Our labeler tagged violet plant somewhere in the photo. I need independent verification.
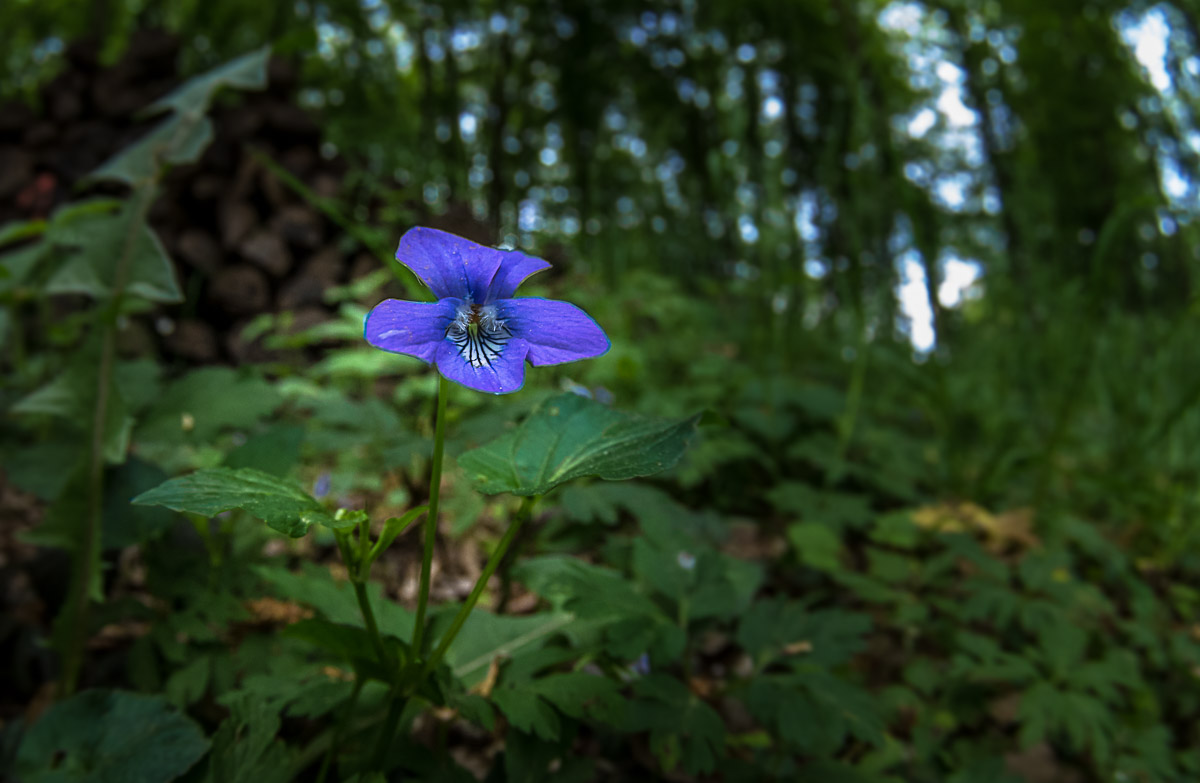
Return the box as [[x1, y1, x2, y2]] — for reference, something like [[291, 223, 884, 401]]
[[132, 228, 699, 776]]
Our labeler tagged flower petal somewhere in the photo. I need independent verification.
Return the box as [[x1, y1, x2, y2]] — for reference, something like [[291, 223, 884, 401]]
[[496, 298, 610, 366], [435, 337, 530, 394], [364, 298, 461, 363], [485, 250, 552, 301], [396, 227, 503, 301]]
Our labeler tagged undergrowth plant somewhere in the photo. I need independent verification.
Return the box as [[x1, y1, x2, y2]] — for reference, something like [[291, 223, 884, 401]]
[[1, 46, 272, 696]]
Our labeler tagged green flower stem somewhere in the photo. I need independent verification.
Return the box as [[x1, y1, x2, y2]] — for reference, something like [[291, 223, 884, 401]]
[[335, 528, 390, 669], [412, 374, 450, 655], [418, 495, 537, 683], [352, 580, 389, 668]]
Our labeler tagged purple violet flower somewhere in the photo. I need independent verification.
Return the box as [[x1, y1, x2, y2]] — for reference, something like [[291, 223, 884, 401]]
[[364, 227, 610, 395]]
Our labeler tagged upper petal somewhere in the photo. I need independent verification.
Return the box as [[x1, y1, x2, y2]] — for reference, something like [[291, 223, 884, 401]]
[[485, 250, 552, 301], [495, 298, 610, 366], [395, 227, 504, 301], [364, 297, 460, 363], [435, 336, 530, 394]]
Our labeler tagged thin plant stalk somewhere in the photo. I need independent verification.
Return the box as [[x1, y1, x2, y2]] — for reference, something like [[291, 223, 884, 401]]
[[419, 496, 536, 682], [412, 375, 450, 655], [370, 497, 536, 767], [367, 375, 450, 770], [828, 319, 870, 487], [59, 183, 157, 697], [334, 527, 390, 670], [352, 581, 388, 669]]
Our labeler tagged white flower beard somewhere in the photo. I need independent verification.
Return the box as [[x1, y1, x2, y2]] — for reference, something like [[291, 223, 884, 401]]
[[447, 304, 512, 368]]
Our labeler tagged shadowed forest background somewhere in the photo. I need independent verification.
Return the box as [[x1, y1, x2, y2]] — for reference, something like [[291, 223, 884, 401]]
[[2, 0, 1200, 781]]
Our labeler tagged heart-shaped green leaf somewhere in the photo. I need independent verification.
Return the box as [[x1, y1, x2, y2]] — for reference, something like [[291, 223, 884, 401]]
[[132, 467, 346, 537], [457, 394, 700, 496]]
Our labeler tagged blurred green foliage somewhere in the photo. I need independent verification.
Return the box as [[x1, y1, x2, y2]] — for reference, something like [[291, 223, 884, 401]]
[[2, 0, 1200, 781]]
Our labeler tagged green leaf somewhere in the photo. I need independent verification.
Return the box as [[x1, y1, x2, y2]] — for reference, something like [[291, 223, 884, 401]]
[[21, 467, 102, 601], [132, 467, 345, 537], [1038, 620, 1088, 681], [458, 394, 700, 496], [223, 425, 305, 477], [87, 48, 269, 185], [504, 730, 593, 783], [282, 618, 405, 682], [102, 458, 175, 548], [0, 218, 47, 246], [528, 672, 622, 721], [136, 367, 283, 466], [737, 598, 872, 668], [148, 46, 270, 115], [742, 670, 885, 756], [492, 688, 561, 741], [215, 655, 360, 724], [627, 674, 726, 775], [44, 200, 182, 303], [787, 521, 844, 572], [11, 348, 133, 464], [164, 655, 211, 707], [0, 440, 80, 500], [253, 563, 413, 640], [0, 241, 48, 295], [439, 610, 574, 687], [89, 115, 214, 185], [769, 482, 873, 530], [15, 689, 209, 783], [205, 693, 296, 783], [516, 556, 681, 661], [558, 482, 683, 526], [283, 619, 379, 660], [308, 347, 419, 380]]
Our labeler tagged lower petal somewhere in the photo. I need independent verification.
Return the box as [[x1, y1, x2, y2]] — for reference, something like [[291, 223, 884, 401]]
[[435, 337, 530, 394], [364, 298, 460, 363], [496, 298, 610, 366]]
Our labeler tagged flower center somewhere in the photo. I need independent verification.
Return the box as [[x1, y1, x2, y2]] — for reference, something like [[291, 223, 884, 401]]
[[446, 303, 511, 368]]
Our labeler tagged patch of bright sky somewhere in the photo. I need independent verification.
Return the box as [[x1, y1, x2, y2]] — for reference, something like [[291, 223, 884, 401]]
[[459, 113, 478, 142], [1120, 8, 1171, 92], [316, 21, 352, 59], [896, 251, 936, 351], [1117, 7, 1198, 209], [384, 21, 415, 71], [878, 2, 987, 350], [939, 257, 982, 307], [878, 1, 983, 216]]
